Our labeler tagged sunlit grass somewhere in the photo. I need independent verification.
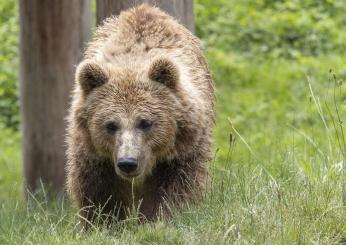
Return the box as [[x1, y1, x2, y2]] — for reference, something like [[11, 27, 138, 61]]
[[1, 0, 346, 242], [0, 57, 345, 243]]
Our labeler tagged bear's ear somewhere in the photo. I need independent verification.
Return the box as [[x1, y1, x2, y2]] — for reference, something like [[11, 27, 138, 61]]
[[148, 58, 179, 89], [76, 60, 109, 94]]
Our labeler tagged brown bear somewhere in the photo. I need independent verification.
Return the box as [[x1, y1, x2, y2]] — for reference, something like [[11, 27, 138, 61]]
[[66, 4, 215, 225]]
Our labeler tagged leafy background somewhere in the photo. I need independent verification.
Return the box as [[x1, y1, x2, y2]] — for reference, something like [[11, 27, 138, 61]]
[[0, 0, 19, 129]]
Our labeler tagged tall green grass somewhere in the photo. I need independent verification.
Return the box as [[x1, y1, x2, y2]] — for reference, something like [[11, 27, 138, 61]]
[[1, 65, 345, 243], [1, 0, 346, 243]]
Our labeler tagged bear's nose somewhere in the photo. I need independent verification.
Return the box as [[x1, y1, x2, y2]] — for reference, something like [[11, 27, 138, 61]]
[[117, 158, 138, 174]]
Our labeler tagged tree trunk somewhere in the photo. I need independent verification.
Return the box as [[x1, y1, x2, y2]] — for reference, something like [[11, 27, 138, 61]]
[[96, 0, 194, 32], [19, 0, 92, 194]]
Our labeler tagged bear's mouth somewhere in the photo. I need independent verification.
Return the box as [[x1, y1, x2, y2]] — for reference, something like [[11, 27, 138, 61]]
[[119, 171, 140, 178], [115, 166, 143, 181]]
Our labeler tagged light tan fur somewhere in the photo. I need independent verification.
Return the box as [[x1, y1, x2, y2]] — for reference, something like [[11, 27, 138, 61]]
[[66, 4, 215, 225]]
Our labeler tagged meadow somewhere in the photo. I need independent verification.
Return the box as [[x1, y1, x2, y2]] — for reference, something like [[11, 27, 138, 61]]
[[0, 0, 346, 244]]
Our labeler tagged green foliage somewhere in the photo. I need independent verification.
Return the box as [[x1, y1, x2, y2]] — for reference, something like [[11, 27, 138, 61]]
[[1, 0, 346, 129], [196, 0, 346, 58], [0, 1, 19, 129], [1, 0, 346, 243]]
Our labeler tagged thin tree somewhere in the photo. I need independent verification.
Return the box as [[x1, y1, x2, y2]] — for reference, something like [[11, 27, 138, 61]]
[[96, 0, 194, 32], [19, 1, 92, 194]]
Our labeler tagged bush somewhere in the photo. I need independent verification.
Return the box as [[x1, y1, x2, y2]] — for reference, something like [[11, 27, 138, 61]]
[[1, 0, 346, 130], [0, 1, 19, 129], [196, 0, 346, 58]]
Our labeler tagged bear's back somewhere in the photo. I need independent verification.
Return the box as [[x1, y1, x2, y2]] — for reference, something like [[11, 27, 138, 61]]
[[85, 4, 198, 62], [84, 4, 214, 117]]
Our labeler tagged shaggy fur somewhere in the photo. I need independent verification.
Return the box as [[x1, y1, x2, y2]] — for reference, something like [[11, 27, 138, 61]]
[[66, 4, 215, 225]]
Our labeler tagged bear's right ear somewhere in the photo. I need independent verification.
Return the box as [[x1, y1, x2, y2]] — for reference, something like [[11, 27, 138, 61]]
[[76, 60, 109, 95]]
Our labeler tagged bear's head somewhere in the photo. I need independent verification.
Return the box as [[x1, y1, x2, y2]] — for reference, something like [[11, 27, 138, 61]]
[[75, 58, 184, 182]]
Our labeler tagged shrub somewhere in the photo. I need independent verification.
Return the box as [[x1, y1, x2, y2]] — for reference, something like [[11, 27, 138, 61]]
[[0, 1, 19, 129]]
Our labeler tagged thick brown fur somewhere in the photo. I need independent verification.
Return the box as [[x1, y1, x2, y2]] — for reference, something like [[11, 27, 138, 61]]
[[66, 4, 215, 225]]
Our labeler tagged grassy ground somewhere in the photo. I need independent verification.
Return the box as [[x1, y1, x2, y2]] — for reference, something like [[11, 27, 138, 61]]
[[1, 1, 346, 244], [1, 58, 345, 244]]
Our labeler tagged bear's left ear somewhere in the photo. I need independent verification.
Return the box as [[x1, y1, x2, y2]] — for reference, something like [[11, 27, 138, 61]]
[[148, 58, 179, 89]]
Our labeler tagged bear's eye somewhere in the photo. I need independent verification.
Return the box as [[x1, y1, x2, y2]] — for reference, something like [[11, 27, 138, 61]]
[[105, 122, 118, 134], [138, 119, 153, 130]]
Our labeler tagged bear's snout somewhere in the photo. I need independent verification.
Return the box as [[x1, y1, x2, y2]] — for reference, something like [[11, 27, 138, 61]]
[[117, 157, 138, 174]]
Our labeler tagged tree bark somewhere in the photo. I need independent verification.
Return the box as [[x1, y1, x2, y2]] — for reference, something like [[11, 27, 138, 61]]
[[19, 0, 92, 194], [96, 0, 194, 32]]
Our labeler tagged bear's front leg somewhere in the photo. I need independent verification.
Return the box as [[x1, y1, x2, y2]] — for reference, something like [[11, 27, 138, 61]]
[[141, 158, 208, 221], [67, 156, 122, 227]]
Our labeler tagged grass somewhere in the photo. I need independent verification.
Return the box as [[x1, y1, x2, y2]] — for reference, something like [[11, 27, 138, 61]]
[[1, 0, 346, 243], [0, 57, 345, 244]]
